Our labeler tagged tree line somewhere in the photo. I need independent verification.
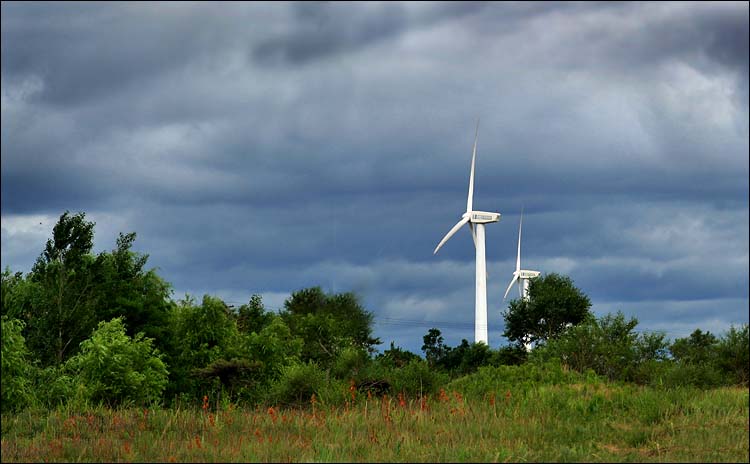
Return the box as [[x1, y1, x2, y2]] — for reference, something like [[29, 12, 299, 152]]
[[2, 211, 748, 414]]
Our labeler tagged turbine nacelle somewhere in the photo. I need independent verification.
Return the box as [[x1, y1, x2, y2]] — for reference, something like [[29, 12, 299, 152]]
[[517, 270, 540, 279], [469, 211, 500, 224]]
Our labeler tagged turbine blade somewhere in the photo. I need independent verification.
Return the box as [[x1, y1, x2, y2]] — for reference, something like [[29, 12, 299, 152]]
[[433, 216, 470, 254], [466, 120, 479, 213], [503, 275, 519, 300], [516, 207, 523, 273], [468, 222, 477, 248]]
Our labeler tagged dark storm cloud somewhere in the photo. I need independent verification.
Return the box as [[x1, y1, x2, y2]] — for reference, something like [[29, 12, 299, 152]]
[[2, 1, 747, 353], [251, 1, 492, 66]]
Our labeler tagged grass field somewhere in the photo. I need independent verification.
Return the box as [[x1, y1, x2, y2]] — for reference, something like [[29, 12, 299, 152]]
[[1, 382, 748, 463]]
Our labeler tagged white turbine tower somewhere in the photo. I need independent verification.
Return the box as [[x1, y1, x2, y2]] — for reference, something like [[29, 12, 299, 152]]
[[503, 209, 540, 351], [503, 209, 540, 301], [433, 122, 500, 345]]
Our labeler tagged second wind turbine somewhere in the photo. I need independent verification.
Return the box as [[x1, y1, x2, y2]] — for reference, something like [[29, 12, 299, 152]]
[[433, 123, 500, 345]]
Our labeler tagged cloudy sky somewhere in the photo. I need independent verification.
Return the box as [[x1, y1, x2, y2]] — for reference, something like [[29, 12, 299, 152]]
[[2, 1, 748, 354]]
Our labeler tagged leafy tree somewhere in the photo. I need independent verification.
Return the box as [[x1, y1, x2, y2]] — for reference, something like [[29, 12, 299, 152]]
[[165, 295, 241, 399], [1, 316, 34, 413], [280, 287, 380, 367], [670, 329, 719, 365], [65, 317, 168, 407], [377, 342, 421, 368], [715, 324, 749, 386], [26, 211, 100, 365], [502, 273, 591, 347], [91, 232, 173, 347], [236, 294, 273, 335], [421, 328, 449, 367], [1, 268, 32, 321], [531, 311, 670, 383]]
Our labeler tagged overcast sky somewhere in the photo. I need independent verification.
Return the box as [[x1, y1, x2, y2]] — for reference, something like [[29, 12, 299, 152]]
[[2, 1, 748, 354]]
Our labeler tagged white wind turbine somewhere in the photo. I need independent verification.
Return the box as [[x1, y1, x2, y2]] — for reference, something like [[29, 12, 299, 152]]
[[503, 209, 540, 351], [433, 122, 500, 345], [503, 208, 540, 301]]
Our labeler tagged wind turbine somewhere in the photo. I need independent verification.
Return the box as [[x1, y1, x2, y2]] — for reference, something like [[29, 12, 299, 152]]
[[433, 122, 500, 345], [503, 208, 540, 301], [503, 209, 540, 351]]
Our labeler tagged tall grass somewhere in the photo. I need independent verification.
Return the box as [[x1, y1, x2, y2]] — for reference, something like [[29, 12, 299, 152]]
[[2, 373, 747, 462]]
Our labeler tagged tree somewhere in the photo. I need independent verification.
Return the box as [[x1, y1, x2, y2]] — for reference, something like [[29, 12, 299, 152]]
[[26, 211, 100, 365], [280, 287, 380, 367], [670, 329, 719, 365], [1, 316, 34, 412], [421, 328, 449, 367], [91, 232, 173, 348], [531, 311, 670, 383], [716, 324, 749, 386], [65, 317, 168, 407], [236, 294, 273, 335], [502, 273, 591, 347]]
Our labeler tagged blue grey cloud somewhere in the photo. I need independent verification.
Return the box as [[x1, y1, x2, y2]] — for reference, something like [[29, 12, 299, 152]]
[[2, 1, 747, 354]]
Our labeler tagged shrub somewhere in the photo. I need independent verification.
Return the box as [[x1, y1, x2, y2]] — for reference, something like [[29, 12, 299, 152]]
[[267, 362, 327, 407], [389, 358, 448, 397], [331, 346, 370, 380], [716, 324, 749, 386], [65, 318, 168, 407], [659, 362, 724, 389], [1, 317, 34, 413]]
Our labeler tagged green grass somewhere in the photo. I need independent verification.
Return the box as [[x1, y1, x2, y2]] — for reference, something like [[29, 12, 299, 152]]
[[1, 383, 748, 462]]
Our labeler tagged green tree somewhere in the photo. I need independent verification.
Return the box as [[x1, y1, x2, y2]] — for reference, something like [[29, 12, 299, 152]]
[[91, 232, 173, 348], [502, 273, 591, 347], [1, 316, 34, 413], [377, 342, 421, 368], [670, 329, 719, 365], [280, 287, 380, 367], [236, 294, 273, 335], [26, 211, 100, 365], [716, 324, 749, 386], [1, 268, 32, 320], [65, 317, 168, 407], [531, 311, 669, 383], [165, 295, 241, 399], [421, 328, 449, 367]]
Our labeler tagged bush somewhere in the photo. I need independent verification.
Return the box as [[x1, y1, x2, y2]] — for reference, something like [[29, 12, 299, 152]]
[[65, 318, 168, 407], [716, 324, 749, 386], [659, 363, 724, 389], [267, 362, 327, 407], [331, 346, 370, 380], [389, 358, 448, 397], [1, 317, 34, 413], [447, 359, 591, 399]]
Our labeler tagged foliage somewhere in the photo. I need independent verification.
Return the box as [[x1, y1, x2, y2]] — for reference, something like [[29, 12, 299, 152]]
[[90, 232, 174, 349], [164, 295, 241, 401], [235, 294, 273, 335], [670, 329, 719, 365], [388, 358, 448, 397], [267, 362, 328, 407], [421, 328, 449, 367], [25, 211, 100, 366], [65, 318, 168, 407], [502, 273, 592, 346], [1, 317, 34, 413], [280, 287, 381, 367], [375, 342, 421, 369], [532, 311, 670, 383], [330, 345, 371, 380], [715, 324, 749, 386]]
